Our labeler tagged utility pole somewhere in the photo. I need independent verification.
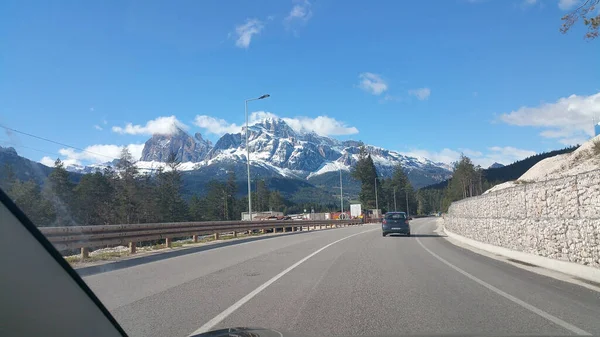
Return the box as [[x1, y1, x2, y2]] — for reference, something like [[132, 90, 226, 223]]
[[375, 177, 379, 212], [245, 94, 270, 221], [405, 189, 410, 217], [339, 169, 343, 213]]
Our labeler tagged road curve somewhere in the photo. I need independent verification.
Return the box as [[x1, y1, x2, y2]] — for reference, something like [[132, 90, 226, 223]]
[[82, 218, 600, 337]]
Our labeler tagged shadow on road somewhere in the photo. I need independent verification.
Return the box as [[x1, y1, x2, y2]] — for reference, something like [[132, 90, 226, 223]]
[[387, 233, 446, 238], [76, 229, 334, 277]]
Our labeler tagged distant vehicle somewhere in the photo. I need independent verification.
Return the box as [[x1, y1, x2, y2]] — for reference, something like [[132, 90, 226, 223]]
[[381, 212, 411, 237]]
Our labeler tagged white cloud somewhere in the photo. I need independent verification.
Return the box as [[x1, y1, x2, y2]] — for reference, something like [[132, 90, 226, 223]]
[[408, 88, 431, 101], [558, 0, 579, 10], [281, 115, 358, 136], [193, 115, 242, 135], [234, 19, 264, 48], [93, 125, 103, 131], [47, 143, 145, 166], [460, 149, 483, 157], [522, 0, 538, 6], [249, 111, 279, 123], [112, 116, 186, 135], [40, 156, 80, 167], [401, 146, 536, 168], [284, 0, 313, 28], [487, 146, 536, 161], [358, 72, 388, 96], [499, 92, 600, 145], [194, 112, 359, 137], [402, 148, 462, 165]]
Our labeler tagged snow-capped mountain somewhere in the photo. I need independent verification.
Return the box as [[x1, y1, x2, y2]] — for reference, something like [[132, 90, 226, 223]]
[[141, 128, 212, 162], [62, 117, 453, 188]]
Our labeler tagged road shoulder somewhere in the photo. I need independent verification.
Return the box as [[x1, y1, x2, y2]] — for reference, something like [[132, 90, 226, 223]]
[[436, 218, 600, 293]]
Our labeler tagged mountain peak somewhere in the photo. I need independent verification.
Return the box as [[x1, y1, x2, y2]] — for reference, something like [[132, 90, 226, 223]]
[[251, 117, 297, 138], [140, 128, 212, 162], [488, 162, 505, 169]]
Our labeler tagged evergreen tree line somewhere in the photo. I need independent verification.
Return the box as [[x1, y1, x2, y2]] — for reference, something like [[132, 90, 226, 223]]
[[419, 154, 495, 213], [350, 148, 495, 215], [350, 147, 418, 215], [1, 149, 344, 227]]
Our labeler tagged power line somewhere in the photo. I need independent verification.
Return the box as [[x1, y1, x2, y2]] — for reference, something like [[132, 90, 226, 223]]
[[0, 124, 171, 172], [0, 124, 117, 161], [0, 140, 62, 158]]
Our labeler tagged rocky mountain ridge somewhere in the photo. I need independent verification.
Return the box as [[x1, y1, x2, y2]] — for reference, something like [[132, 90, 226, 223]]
[[135, 117, 453, 188]]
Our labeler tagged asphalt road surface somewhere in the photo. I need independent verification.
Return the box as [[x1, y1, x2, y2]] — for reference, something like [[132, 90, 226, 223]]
[[82, 218, 600, 337]]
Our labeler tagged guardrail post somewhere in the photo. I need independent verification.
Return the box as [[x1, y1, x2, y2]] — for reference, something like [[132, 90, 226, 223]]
[[193, 235, 198, 243], [129, 242, 136, 254], [165, 237, 172, 248], [214, 233, 220, 240], [81, 247, 89, 260]]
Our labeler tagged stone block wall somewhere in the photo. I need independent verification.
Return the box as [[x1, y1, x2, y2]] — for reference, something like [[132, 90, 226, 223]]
[[445, 169, 600, 268]]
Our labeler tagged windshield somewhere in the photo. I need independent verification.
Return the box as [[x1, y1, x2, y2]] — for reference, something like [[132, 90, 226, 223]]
[[385, 213, 406, 220], [2, 1, 600, 337]]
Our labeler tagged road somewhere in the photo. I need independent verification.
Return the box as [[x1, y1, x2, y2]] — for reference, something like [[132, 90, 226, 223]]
[[82, 218, 600, 337]]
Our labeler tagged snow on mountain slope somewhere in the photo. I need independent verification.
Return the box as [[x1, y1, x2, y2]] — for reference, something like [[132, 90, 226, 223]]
[[63, 117, 452, 187]]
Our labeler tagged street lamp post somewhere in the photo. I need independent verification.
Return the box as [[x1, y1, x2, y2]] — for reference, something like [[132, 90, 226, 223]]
[[245, 94, 270, 221]]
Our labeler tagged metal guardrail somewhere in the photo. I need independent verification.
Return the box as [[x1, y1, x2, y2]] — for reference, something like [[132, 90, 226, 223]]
[[39, 219, 363, 258]]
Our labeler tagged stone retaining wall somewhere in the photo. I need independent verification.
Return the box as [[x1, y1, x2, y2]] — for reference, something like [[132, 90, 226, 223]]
[[445, 169, 600, 268]]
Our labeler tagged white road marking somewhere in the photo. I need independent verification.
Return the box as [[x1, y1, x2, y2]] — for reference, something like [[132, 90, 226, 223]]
[[189, 227, 378, 336], [415, 236, 591, 336]]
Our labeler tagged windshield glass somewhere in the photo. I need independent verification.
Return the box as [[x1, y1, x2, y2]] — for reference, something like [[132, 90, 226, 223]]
[[2, 1, 600, 337], [385, 213, 406, 220]]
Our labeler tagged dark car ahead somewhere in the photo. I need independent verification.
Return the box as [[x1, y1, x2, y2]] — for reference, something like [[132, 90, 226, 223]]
[[382, 212, 411, 237]]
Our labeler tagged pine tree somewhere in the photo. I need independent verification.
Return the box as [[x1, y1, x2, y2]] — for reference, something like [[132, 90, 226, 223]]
[[255, 180, 270, 212], [74, 172, 115, 226], [188, 195, 206, 221], [10, 179, 55, 226], [269, 190, 285, 212], [43, 159, 76, 226], [389, 164, 416, 215], [155, 153, 188, 222], [225, 171, 238, 220], [204, 180, 228, 220], [0, 163, 16, 191], [351, 147, 379, 209], [114, 148, 140, 223]]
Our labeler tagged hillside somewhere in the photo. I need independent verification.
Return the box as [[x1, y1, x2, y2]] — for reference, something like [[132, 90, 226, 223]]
[[485, 136, 599, 194], [0, 146, 81, 189], [421, 145, 579, 191]]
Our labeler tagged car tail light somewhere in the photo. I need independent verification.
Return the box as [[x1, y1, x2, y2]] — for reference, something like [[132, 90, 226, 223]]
[[382, 219, 387, 224], [405, 220, 409, 225]]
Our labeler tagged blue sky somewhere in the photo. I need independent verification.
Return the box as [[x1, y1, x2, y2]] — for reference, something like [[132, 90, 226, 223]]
[[1, 0, 599, 168]]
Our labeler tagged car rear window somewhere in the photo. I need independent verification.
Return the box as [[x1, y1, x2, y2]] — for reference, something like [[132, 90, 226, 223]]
[[385, 213, 406, 220]]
